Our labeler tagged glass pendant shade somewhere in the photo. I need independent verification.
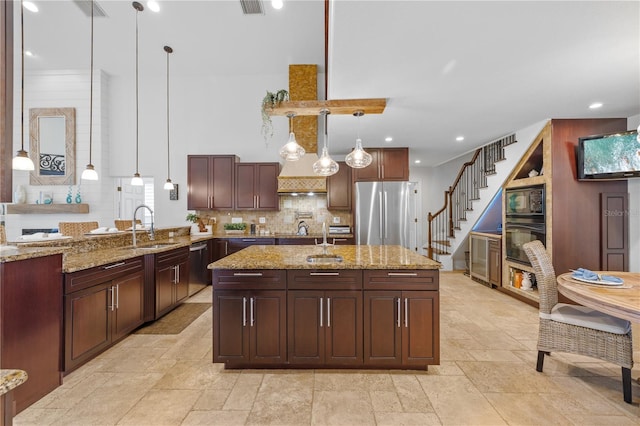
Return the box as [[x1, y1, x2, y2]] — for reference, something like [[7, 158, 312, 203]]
[[345, 138, 373, 168], [81, 164, 99, 180], [12, 150, 34, 171], [313, 146, 339, 176], [279, 132, 305, 161], [131, 173, 144, 186], [163, 179, 174, 190]]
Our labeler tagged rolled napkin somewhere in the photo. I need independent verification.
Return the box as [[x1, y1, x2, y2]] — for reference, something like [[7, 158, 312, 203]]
[[572, 268, 623, 283], [15, 232, 64, 240], [90, 227, 109, 233]]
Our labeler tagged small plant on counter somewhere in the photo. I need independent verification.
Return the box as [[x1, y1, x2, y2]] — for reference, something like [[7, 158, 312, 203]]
[[223, 223, 247, 234], [186, 213, 207, 232], [261, 89, 289, 144]]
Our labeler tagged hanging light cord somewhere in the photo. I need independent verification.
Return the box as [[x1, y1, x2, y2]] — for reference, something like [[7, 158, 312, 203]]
[[134, 3, 140, 175], [20, 0, 25, 152], [165, 46, 172, 180], [88, 0, 94, 164]]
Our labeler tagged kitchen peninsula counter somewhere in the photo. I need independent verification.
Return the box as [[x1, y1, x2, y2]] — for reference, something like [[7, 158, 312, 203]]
[[210, 245, 440, 370]]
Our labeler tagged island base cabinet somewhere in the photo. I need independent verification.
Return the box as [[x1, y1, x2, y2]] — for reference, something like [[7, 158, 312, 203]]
[[214, 290, 286, 365], [364, 291, 401, 365], [287, 290, 363, 366], [402, 291, 439, 366]]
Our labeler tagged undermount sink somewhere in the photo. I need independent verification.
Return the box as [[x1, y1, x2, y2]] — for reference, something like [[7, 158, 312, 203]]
[[306, 254, 343, 264], [136, 243, 178, 250]]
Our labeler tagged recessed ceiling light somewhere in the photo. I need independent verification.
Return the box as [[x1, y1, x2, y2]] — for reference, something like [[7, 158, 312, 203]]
[[272, 0, 284, 9], [23, 2, 38, 12], [414, 160, 421, 164], [384, 137, 393, 143], [456, 136, 464, 142], [25, 50, 34, 57], [589, 102, 603, 109], [147, 1, 160, 12]]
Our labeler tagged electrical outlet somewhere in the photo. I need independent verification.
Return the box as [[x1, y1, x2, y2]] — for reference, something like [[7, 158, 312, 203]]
[[333, 217, 340, 224], [259, 217, 266, 224]]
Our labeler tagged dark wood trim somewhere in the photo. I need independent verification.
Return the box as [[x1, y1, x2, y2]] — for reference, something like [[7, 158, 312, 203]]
[[1, 0, 14, 202], [600, 192, 629, 271]]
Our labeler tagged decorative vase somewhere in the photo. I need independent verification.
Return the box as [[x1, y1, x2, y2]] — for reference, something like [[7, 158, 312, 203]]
[[75, 186, 82, 204], [66, 186, 73, 204], [14, 185, 26, 204], [521, 272, 533, 290]]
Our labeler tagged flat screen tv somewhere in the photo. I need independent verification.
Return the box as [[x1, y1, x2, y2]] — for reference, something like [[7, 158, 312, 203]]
[[577, 130, 640, 180]]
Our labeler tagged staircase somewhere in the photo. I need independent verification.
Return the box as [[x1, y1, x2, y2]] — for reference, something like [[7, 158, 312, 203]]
[[427, 134, 517, 270]]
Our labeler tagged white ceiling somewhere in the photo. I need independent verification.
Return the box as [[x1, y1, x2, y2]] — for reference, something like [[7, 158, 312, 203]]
[[17, 0, 640, 167]]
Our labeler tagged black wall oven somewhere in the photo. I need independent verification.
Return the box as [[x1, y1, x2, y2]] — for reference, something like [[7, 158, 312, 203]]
[[504, 185, 546, 264]]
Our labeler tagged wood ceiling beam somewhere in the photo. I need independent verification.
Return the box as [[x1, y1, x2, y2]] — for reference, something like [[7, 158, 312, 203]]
[[267, 98, 387, 116]]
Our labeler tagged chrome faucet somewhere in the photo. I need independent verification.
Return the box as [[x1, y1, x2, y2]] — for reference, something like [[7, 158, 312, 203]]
[[132, 204, 155, 247], [316, 222, 333, 255]]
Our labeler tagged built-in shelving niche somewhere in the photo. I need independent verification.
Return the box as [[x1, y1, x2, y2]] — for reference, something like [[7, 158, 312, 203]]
[[7, 204, 89, 214]]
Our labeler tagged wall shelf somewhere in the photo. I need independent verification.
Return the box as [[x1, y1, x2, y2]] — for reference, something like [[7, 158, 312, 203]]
[[267, 98, 386, 116], [7, 203, 89, 214]]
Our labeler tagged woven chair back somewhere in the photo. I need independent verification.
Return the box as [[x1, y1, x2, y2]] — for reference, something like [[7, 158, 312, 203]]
[[114, 219, 141, 231], [522, 240, 558, 314], [58, 221, 100, 237], [0, 224, 5, 245]]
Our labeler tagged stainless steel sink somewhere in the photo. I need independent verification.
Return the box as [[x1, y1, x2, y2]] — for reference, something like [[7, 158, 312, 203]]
[[136, 243, 178, 250], [306, 254, 343, 263]]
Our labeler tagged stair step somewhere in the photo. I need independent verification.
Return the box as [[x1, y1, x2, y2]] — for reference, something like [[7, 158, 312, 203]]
[[431, 248, 450, 255], [433, 239, 451, 247]]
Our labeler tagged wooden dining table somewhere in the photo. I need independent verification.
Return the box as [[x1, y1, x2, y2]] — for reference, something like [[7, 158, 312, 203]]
[[556, 271, 640, 323]]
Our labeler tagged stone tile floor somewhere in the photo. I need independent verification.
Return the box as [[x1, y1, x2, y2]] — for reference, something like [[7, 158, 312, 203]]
[[15, 272, 640, 425]]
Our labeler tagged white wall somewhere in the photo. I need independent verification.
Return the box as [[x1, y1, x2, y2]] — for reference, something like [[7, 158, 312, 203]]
[[627, 114, 640, 272]]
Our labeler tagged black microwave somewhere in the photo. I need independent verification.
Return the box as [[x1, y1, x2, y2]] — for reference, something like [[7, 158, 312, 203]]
[[505, 185, 544, 216]]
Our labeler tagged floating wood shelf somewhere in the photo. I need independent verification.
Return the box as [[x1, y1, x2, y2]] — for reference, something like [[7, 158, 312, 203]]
[[7, 203, 90, 214], [267, 98, 386, 116]]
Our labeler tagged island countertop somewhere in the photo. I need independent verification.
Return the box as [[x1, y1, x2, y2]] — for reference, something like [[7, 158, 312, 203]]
[[208, 244, 441, 270]]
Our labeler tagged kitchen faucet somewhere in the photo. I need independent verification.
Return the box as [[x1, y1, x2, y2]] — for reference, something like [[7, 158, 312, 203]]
[[316, 222, 333, 255], [132, 204, 155, 247]]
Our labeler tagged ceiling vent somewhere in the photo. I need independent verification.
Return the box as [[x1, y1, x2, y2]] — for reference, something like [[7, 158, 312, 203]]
[[73, 0, 107, 18], [240, 0, 264, 15]]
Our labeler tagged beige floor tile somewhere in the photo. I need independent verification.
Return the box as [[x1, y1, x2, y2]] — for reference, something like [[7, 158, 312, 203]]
[[181, 410, 250, 425], [222, 373, 264, 410], [469, 349, 523, 362], [117, 389, 201, 425], [483, 392, 572, 425], [311, 390, 375, 425], [192, 388, 232, 411], [375, 411, 442, 425], [313, 371, 394, 391], [153, 359, 224, 390], [391, 374, 434, 413], [369, 390, 403, 412], [426, 361, 465, 376], [457, 360, 565, 393], [12, 408, 70, 426]]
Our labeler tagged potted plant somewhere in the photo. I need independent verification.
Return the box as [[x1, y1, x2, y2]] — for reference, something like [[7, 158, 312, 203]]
[[186, 213, 207, 233], [261, 89, 289, 143], [223, 222, 247, 234]]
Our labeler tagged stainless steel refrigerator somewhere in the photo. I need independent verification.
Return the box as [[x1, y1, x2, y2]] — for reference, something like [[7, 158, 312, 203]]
[[355, 181, 415, 248]]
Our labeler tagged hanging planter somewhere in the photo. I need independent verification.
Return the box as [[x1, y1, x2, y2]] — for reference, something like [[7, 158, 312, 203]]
[[261, 89, 289, 144]]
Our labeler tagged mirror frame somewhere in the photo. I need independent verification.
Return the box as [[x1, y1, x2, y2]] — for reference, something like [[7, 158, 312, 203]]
[[29, 107, 76, 185]]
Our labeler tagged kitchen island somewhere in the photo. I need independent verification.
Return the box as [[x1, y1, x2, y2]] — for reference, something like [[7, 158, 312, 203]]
[[209, 245, 441, 370]]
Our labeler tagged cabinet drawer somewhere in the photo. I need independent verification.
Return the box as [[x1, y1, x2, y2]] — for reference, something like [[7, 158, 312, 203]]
[[65, 257, 144, 294], [213, 269, 286, 290], [155, 246, 190, 268], [287, 270, 362, 290], [363, 270, 438, 291]]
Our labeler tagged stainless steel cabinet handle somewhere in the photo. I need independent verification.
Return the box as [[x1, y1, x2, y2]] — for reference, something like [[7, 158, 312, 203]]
[[109, 286, 115, 311], [177, 265, 180, 283], [378, 191, 383, 239], [383, 191, 388, 240], [242, 297, 247, 327], [250, 297, 255, 326], [327, 297, 331, 327], [387, 272, 418, 277], [242, 239, 257, 242], [115, 285, 119, 309], [397, 297, 401, 327], [333, 238, 347, 243], [224, 241, 228, 256], [233, 272, 263, 276], [320, 297, 323, 327], [404, 298, 408, 328], [103, 261, 125, 270], [309, 272, 339, 276], [256, 195, 260, 208]]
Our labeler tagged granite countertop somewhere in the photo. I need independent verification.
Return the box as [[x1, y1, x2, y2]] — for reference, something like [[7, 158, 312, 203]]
[[0, 245, 69, 263], [208, 245, 441, 270], [0, 369, 28, 396]]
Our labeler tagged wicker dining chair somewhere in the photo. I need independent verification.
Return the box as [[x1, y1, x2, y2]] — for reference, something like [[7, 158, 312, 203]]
[[522, 240, 634, 403], [0, 224, 6, 245], [114, 219, 141, 231], [58, 221, 100, 237]]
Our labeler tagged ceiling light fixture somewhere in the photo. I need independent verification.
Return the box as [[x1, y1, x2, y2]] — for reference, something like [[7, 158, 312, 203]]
[[146, 1, 159, 12], [279, 112, 305, 161], [271, 0, 284, 10], [23, 1, 38, 12], [313, 109, 339, 176], [589, 102, 603, 109], [81, 0, 98, 181], [131, 1, 144, 186], [456, 136, 464, 142], [12, 0, 35, 171], [385, 136, 393, 143], [163, 45, 174, 190], [345, 110, 372, 169]]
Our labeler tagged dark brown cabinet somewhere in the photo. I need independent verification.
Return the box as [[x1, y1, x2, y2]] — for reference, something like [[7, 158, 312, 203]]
[[1, 254, 63, 414], [353, 148, 409, 182], [488, 238, 501, 286], [153, 247, 189, 319], [187, 155, 237, 210], [363, 270, 439, 367], [64, 257, 145, 373], [213, 270, 287, 365], [213, 237, 276, 260], [287, 270, 363, 366], [235, 163, 280, 210], [327, 161, 352, 210]]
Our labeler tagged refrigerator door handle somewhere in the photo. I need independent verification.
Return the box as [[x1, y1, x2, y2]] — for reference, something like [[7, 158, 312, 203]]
[[383, 191, 388, 240], [378, 191, 384, 240]]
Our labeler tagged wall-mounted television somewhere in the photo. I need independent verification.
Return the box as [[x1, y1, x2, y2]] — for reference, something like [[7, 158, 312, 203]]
[[577, 130, 640, 180]]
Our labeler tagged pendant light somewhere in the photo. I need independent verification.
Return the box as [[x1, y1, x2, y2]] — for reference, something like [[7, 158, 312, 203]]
[[163, 45, 174, 190], [345, 110, 373, 169], [81, 0, 98, 180], [12, 0, 35, 171], [279, 112, 305, 161], [313, 109, 339, 176], [130, 1, 144, 186]]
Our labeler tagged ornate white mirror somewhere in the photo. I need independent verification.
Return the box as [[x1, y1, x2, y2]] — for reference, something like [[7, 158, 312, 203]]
[[29, 107, 76, 185]]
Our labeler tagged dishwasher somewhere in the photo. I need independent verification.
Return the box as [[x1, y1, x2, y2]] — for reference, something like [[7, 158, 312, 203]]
[[189, 242, 209, 296]]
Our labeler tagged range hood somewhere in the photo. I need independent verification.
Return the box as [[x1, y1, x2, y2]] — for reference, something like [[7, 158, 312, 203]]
[[277, 153, 326, 194]]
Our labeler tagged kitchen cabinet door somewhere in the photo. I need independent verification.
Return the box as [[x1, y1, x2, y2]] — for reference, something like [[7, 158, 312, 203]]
[[154, 247, 190, 319], [401, 291, 439, 366], [488, 238, 501, 286], [187, 155, 236, 210], [235, 163, 279, 210], [327, 161, 352, 210], [353, 148, 409, 182], [324, 290, 362, 365], [288, 290, 324, 365], [364, 291, 402, 366], [214, 291, 250, 362], [111, 270, 145, 341], [352, 149, 381, 181]]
